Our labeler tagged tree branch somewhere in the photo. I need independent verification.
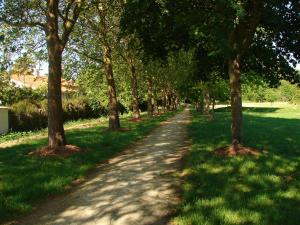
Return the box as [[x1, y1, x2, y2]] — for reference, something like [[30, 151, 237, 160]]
[[61, 0, 85, 48], [68, 47, 103, 63]]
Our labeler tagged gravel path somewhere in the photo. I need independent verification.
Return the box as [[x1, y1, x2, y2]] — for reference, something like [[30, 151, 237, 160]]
[[19, 109, 191, 225]]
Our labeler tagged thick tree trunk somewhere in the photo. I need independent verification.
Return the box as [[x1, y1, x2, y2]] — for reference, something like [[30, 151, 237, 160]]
[[130, 62, 140, 119], [103, 45, 120, 130], [147, 77, 153, 116], [47, 44, 66, 148], [229, 55, 243, 145], [46, 0, 66, 148]]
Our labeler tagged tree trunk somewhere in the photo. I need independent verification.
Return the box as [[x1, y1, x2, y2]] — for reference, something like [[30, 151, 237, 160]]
[[152, 92, 158, 115], [204, 92, 210, 115], [103, 45, 120, 130], [46, 0, 66, 148], [147, 77, 153, 116], [130, 61, 140, 119], [229, 55, 243, 146], [162, 90, 166, 112], [166, 93, 171, 111], [175, 96, 179, 110]]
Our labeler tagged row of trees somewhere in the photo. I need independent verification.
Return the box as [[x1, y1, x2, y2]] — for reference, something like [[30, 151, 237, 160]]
[[1, 0, 299, 151], [0, 0, 190, 149], [121, 0, 300, 149]]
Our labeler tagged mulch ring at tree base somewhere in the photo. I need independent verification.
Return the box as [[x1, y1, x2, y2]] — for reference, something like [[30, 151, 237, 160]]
[[214, 145, 262, 156], [28, 145, 83, 157]]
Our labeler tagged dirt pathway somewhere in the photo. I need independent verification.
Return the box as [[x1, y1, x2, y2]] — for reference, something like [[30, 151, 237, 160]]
[[19, 109, 191, 225]]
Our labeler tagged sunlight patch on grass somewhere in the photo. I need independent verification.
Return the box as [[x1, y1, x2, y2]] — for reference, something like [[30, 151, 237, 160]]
[[174, 105, 300, 225], [214, 208, 261, 224], [196, 197, 225, 208], [276, 188, 300, 200], [250, 194, 275, 207]]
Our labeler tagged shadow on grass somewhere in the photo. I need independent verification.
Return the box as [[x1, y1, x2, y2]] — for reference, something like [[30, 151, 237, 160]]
[[215, 106, 281, 113], [174, 110, 300, 225], [0, 112, 176, 223]]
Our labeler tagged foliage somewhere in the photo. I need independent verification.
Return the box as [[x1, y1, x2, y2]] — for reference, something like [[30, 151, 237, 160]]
[[8, 97, 108, 132], [173, 106, 300, 225], [62, 97, 107, 122], [242, 73, 300, 104], [9, 100, 48, 131], [11, 54, 34, 76], [278, 80, 300, 103], [122, 0, 299, 78], [0, 83, 47, 106], [75, 64, 109, 109]]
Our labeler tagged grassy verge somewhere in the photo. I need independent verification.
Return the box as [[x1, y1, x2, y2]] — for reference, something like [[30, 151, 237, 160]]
[[173, 104, 300, 225], [0, 118, 102, 144], [0, 111, 178, 223]]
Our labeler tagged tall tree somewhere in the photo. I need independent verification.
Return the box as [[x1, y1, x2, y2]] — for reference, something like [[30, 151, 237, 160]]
[[116, 37, 142, 119], [69, 0, 122, 130], [0, 0, 85, 148]]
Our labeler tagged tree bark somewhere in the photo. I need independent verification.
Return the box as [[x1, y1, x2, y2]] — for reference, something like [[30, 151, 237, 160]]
[[165, 92, 171, 111], [152, 92, 158, 115], [147, 77, 153, 116], [204, 92, 210, 115], [229, 55, 243, 145], [46, 0, 66, 148], [103, 45, 120, 130], [162, 90, 166, 112], [98, 4, 120, 130], [129, 60, 140, 119]]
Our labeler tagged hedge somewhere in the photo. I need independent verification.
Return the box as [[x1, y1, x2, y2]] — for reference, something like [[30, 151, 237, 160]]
[[8, 97, 108, 132]]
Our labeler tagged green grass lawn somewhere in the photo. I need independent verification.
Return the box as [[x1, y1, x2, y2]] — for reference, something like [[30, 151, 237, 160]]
[[173, 104, 300, 225], [0, 111, 177, 223]]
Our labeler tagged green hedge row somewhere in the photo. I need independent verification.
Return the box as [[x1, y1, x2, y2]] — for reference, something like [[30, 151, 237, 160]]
[[243, 80, 300, 103], [9, 97, 108, 131]]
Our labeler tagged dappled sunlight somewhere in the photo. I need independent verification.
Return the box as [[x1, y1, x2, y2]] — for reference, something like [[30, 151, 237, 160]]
[[174, 108, 300, 225], [0, 112, 180, 222], [16, 110, 191, 225]]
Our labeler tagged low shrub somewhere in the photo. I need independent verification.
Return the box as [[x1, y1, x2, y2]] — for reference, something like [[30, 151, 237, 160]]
[[62, 97, 107, 121], [243, 78, 300, 104], [9, 100, 47, 131], [9, 97, 108, 132]]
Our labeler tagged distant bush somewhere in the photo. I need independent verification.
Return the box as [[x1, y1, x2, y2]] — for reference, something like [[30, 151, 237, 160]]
[[9, 100, 47, 131], [243, 76, 300, 104], [264, 88, 280, 103], [62, 97, 107, 121], [0, 84, 47, 106], [278, 80, 300, 103], [9, 97, 108, 132]]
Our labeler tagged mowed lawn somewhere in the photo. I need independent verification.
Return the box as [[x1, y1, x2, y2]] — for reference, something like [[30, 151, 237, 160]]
[[173, 103, 300, 225], [0, 111, 177, 223]]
